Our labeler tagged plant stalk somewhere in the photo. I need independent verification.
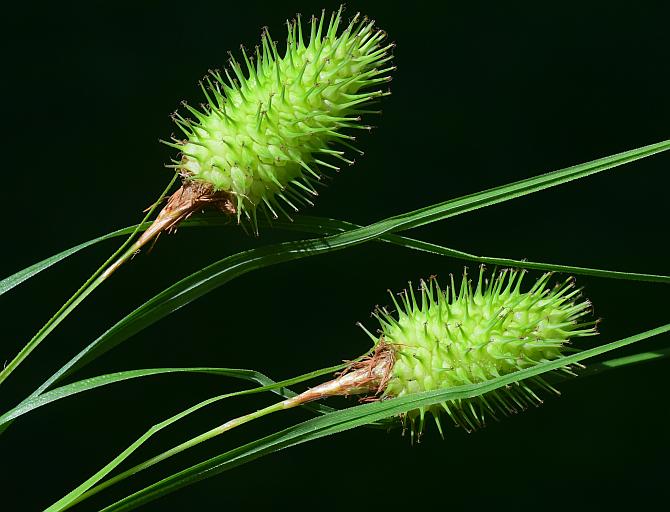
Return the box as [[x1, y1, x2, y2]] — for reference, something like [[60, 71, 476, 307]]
[[0, 175, 181, 387], [57, 345, 394, 510], [100, 181, 234, 280], [0, 178, 235, 388]]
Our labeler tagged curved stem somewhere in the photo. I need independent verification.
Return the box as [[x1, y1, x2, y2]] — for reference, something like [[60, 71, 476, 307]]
[[100, 181, 233, 281], [0, 174, 179, 387], [51, 346, 393, 511], [63, 401, 287, 510]]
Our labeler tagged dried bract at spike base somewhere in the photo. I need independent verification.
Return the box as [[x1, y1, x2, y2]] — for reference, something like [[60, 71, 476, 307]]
[[357, 267, 599, 442]]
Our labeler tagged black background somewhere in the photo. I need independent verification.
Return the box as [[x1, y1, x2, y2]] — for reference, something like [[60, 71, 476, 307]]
[[2, 1, 669, 510]]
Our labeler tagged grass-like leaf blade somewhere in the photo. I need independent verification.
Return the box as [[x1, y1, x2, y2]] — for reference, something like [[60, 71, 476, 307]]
[[0, 364, 345, 427], [0, 174, 180, 387], [44, 364, 346, 512], [3, 138, 668, 298], [0, 226, 145, 297]]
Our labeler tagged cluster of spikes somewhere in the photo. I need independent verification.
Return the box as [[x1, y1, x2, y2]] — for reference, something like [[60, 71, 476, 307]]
[[162, 6, 394, 234], [358, 267, 599, 443]]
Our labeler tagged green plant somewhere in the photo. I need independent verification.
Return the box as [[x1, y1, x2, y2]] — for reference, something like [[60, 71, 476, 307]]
[[0, 6, 394, 384], [2, 4, 669, 511]]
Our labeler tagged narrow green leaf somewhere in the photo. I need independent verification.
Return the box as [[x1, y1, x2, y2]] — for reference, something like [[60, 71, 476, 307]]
[[0, 214, 233, 299], [333, 221, 670, 283], [0, 365, 345, 427], [3, 139, 667, 300], [582, 347, 670, 372], [0, 226, 140, 297], [43, 364, 346, 512], [0, 173, 180, 387], [97, 323, 670, 512]]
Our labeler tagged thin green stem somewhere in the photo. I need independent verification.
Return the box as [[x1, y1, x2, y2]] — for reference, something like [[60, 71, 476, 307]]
[[64, 402, 286, 510], [0, 173, 179, 387], [48, 349, 386, 511], [94, 325, 670, 512], [42, 360, 352, 512], [52, 401, 290, 511]]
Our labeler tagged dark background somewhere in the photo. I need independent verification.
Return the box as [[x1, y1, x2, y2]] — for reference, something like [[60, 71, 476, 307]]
[[2, 0, 669, 510]]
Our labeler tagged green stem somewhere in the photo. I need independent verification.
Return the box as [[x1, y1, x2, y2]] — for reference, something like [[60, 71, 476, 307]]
[[0, 173, 179, 387], [60, 401, 287, 511], [50, 349, 390, 511], [42, 362, 349, 512]]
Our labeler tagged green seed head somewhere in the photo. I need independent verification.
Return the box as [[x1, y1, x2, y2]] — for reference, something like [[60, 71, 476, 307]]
[[363, 268, 598, 438], [167, 8, 393, 231]]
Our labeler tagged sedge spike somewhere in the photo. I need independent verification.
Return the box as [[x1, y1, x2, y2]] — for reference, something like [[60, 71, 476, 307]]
[[164, 7, 391, 232], [102, 7, 393, 278], [205, 268, 599, 441], [355, 267, 599, 440]]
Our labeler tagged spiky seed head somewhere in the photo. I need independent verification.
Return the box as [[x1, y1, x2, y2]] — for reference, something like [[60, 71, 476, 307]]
[[361, 267, 598, 440], [166, 7, 394, 232]]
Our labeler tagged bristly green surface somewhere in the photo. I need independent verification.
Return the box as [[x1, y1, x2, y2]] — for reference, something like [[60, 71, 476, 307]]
[[368, 269, 597, 438], [0, 365, 343, 427], [0, 4, 394, 388], [167, 8, 393, 230]]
